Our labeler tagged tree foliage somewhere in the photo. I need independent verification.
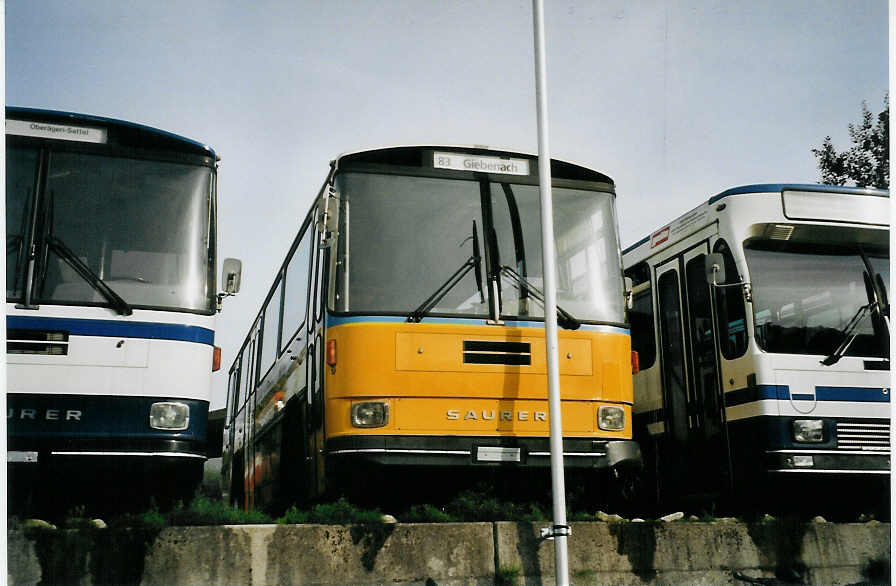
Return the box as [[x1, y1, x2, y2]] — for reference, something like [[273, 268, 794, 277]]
[[812, 95, 889, 189]]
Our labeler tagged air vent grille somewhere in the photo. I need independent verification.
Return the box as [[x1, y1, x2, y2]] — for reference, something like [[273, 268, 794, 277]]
[[7, 329, 69, 355], [767, 224, 795, 240], [836, 421, 890, 451], [463, 340, 531, 365]]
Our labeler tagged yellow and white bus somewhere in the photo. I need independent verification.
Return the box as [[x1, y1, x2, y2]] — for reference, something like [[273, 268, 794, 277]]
[[222, 146, 640, 511]]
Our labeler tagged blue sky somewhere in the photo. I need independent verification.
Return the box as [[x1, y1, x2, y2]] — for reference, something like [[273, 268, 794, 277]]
[[6, 1, 888, 408]]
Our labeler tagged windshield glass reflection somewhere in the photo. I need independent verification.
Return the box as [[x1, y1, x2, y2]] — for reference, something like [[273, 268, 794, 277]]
[[333, 172, 624, 324], [746, 245, 889, 358], [35, 152, 213, 312]]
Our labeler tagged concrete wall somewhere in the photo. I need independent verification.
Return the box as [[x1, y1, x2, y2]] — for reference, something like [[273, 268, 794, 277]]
[[8, 521, 890, 585]]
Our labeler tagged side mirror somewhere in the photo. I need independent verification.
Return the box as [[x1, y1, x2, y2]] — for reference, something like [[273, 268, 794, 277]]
[[222, 258, 243, 295], [623, 276, 634, 310], [705, 253, 726, 286]]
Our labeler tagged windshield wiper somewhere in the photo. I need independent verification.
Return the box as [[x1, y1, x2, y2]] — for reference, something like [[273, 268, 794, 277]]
[[820, 301, 874, 366], [407, 221, 483, 323], [45, 235, 133, 316], [499, 265, 580, 330]]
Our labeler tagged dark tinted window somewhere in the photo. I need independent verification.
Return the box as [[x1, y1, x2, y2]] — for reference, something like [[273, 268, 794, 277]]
[[657, 269, 688, 443], [6, 146, 39, 299], [713, 240, 748, 359], [625, 262, 656, 369]]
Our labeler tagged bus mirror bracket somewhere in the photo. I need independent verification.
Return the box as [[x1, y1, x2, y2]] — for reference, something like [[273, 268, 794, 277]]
[[705, 253, 726, 285], [217, 258, 243, 311], [624, 276, 634, 310], [317, 184, 339, 248], [705, 253, 752, 302]]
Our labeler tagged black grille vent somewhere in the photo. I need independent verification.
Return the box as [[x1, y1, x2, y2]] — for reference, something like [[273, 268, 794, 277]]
[[7, 329, 69, 355], [463, 340, 531, 365], [836, 421, 890, 451]]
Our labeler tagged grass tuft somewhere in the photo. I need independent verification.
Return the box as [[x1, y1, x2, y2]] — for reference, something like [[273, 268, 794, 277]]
[[494, 565, 521, 586], [277, 498, 383, 525]]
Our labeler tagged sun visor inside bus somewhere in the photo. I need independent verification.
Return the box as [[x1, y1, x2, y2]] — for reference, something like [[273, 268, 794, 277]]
[[743, 222, 890, 250]]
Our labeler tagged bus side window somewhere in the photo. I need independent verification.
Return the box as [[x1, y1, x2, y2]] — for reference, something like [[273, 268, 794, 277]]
[[281, 226, 312, 350], [226, 362, 240, 424], [713, 240, 748, 359], [625, 262, 657, 369], [259, 277, 284, 378]]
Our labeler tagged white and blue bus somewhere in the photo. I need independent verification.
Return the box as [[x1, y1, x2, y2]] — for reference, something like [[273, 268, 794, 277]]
[[6, 107, 240, 509], [622, 184, 889, 511]]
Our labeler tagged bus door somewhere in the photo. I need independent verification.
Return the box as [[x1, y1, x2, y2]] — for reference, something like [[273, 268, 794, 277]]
[[222, 363, 239, 501], [230, 346, 249, 508], [655, 243, 728, 499], [655, 258, 691, 497], [244, 333, 258, 510], [681, 245, 728, 496], [306, 224, 327, 497]]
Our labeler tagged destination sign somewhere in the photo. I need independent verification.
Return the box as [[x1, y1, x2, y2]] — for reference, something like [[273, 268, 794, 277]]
[[433, 151, 530, 176], [6, 119, 108, 144]]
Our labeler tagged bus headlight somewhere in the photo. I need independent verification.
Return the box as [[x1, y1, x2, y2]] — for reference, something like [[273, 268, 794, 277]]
[[792, 419, 824, 443], [598, 406, 625, 431], [149, 402, 190, 430], [351, 402, 389, 428]]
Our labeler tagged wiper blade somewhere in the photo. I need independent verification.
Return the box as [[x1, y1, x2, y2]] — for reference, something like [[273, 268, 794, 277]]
[[45, 235, 133, 316], [820, 302, 871, 366], [407, 222, 483, 323], [499, 265, 580, 330]]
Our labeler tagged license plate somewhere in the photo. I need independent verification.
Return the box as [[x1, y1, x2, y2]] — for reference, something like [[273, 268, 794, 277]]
[[8, 451, 39, 463], [476, 447, 521, 463]]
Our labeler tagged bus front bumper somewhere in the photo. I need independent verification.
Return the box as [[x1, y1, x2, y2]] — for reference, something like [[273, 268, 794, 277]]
[[766, 450, 890, 474], [326, 435, 641, 469]]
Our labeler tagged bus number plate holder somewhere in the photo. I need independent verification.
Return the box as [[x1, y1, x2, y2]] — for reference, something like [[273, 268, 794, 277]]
[[475, 446, 521, 463]]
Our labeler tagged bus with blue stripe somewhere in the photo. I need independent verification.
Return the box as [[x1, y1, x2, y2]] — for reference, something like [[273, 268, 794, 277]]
[[6, 107, 240, 509], [622, 183, 889, 510], [222, 146, 641, 511]]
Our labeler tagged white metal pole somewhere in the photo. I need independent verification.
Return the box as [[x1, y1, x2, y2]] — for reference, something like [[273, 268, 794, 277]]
[[531, 1, 570, 584]]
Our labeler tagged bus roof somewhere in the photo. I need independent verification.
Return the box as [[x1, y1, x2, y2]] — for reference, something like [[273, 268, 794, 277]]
[[708, 183, 888, 203], [622, 183, 890, 255], [332, 144, 614, 185], [6, 106, 217, 159]]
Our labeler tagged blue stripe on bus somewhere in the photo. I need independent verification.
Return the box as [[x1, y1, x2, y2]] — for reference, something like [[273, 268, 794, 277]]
[[724, 384, 889, 407], [326, 314, 629, 334], [622, 235, 650, 255], [724, 385, 788, 407], [7, 315, 214, 345], [815, 386, 891, 403]]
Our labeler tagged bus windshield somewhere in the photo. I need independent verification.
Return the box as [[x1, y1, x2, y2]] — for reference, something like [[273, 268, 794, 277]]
[[745, 243, 889, 358], [332, 171, 625, 324], [6, 146, 214, 313]]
